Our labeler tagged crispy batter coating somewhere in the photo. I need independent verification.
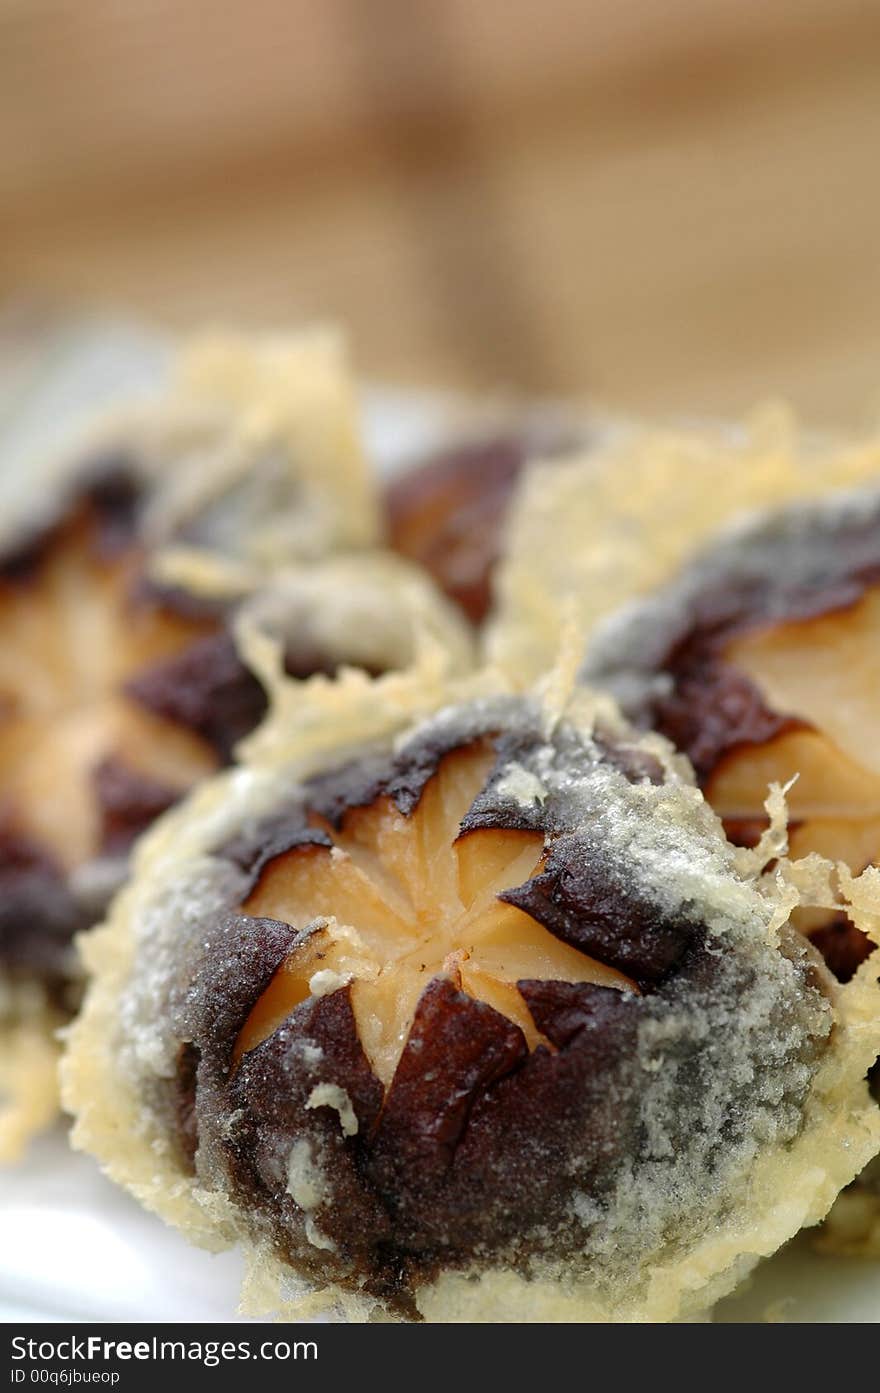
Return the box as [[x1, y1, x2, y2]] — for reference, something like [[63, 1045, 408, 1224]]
[[2, 330, 475, 1161], [62, 667, 880, 1322], [487, 411, 880, 682], [581, 478, 880, 1252]]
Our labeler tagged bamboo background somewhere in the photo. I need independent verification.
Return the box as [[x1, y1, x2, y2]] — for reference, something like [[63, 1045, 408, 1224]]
[[3, 1, 880, 425]]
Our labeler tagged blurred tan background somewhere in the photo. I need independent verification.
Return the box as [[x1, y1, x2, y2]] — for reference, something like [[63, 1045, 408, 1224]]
[[3, 0, 880, 425]]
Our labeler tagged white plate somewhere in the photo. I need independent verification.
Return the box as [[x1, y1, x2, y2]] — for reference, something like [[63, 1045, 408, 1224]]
[[0, 320, 877, 1323], [0, 1130, 244, 1323]]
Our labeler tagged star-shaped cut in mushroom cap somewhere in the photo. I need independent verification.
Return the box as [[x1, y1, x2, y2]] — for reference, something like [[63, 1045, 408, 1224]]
[[0, 498, 222, 872], [236, 739, 637, 1088]]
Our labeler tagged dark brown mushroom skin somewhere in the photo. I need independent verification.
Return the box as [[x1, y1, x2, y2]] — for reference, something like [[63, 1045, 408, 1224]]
[[0, 457, 341, 996], [385, 427, 583, 625], [584, 497, 880, 985], [0, 442, 406, 999], [125, 633, 268, 765], [809, 915, 876, 985], [0, 830, 87, 1002], [500, 847, 698, 987], [163, 711, 832, 1315], [174, 910, 647, 1313], [648, 654, 800, 787], [0, 456, 143, 583], [586, 498, 880, 784], [385, 437, 528, 624], [93, 757, 182, 858], [0, 467, 247, 984]]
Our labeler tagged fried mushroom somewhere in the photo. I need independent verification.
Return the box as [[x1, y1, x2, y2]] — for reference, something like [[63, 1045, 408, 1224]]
[[584, 485, 880, 1249], [0, 330, 473, 1160], [62, 682, 880, 1321]]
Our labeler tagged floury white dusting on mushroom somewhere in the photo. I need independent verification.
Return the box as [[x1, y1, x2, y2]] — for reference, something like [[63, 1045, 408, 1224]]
[[61, 665, 880, 1322]]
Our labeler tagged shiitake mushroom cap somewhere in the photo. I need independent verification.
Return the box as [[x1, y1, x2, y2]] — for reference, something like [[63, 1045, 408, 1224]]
[[63, 685, 880, 1321]]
